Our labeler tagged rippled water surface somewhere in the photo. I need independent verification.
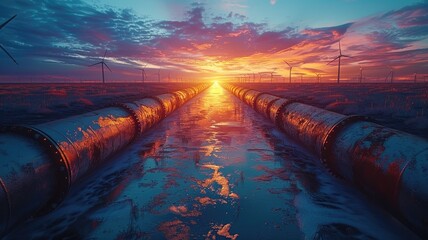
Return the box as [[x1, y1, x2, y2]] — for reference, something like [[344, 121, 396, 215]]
[[5, 83, 419, 239]]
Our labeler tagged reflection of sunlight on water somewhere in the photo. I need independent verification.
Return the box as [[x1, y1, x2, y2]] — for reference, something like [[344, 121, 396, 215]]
[[208, 80, 224, 96], [197, 164, 238, 199], [194, 80, 248, 162]]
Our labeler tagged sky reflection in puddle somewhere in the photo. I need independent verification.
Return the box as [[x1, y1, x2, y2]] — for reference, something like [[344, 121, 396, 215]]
[[5, 84, 420, 239]]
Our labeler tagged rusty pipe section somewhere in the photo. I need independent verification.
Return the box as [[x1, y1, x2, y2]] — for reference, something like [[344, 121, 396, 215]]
[[221, 83, 428, 237], [0, 83, 210, 235]]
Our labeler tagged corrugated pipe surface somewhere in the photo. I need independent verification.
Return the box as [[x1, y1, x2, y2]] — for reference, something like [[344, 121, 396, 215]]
[[0, 83, 210, 235], [221, 83, 428, 238]]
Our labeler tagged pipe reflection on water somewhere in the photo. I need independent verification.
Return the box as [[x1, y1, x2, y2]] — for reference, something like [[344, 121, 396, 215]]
[[4, 83, 420, 239]]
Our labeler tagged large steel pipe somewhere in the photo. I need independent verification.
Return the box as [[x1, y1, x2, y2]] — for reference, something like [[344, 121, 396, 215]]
[[221, 83, 428, 237], [0, 83, 210, 235]]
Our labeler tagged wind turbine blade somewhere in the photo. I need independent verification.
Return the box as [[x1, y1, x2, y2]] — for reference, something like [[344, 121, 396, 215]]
[[341, 55, 351, 58], [0, 15, 17, 31], [102, 50, 107, 60], [339, 40, 342, 55], [104, 62, 112, 72], [88, 62, 102, 67], [0, 44, 18, 65], [283, 60, 291, 67], [327, 56, 340, 65]]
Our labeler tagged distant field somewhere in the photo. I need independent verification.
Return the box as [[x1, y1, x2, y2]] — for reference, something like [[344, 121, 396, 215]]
[[0, 82, 198, 125], [233, 82, 428, 139]]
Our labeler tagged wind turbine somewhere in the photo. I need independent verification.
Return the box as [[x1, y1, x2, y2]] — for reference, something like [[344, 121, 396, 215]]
[[271, 68, 277, 83], [0, 15, 18, 65], [137, 64, 147, 83], [327, 41, 351, 83], [359, 65, 363, 83], [316, 73, 322, 83], [89, 50, 111, 84], [385, 66, 394, 83], [283, 60, 293, 83], [157, 69, 161, 82]]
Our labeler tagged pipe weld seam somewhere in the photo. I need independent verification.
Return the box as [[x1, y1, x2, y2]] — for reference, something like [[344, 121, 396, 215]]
[[320, 115, 367, 176], [171, 92, 183, 107], [236, 88, 247, 98], [146, 96, 167, 119], [251, 92, 267, 109], [114, 103, 141, 138], [394, 146, 428, 211], [274, 99, 300, 129], [240, 88, 254, 101]]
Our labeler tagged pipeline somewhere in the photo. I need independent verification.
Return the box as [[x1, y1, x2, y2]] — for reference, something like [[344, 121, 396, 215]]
[[221, 82, 428, 237], [0, 83, 211, 235]]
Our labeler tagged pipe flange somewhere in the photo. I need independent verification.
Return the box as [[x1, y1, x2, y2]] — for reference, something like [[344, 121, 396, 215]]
[[240, 88, 254, 101], [171, 91, 183, 106], [265, 98, 279, 120], [252, 92, 267, 109], [232, 87, 242, 95], [114, 103, 142, 138], [146, 96, 167, 119], [0, 125, 71, 215], [235, 88, 247, 98], [274, 99, 299, 128], [320, 115, 368, 176]]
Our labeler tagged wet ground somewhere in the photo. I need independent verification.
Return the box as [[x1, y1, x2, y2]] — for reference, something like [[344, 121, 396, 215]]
[[4, 83, 420, 239]]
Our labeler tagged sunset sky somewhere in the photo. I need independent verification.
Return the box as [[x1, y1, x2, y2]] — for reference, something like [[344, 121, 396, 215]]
[[0, 0, 427, 82]]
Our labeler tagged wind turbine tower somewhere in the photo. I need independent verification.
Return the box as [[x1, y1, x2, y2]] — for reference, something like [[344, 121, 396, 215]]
[[284, 60, 293, 83], [390, 67, 394, 83], [385, 66, 394, 83], [89, 50, 111, 84], [0, 15, 18, 65], [359, 65, 363, 83], [137, 64, 147, 83], [316, 73, 321, 83], [157, 69, 161, 82], [327, 41, 351, 83], [271, 68, 277, 83]]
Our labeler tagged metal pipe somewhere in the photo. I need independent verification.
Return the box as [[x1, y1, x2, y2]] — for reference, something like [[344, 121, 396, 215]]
[[221, 83, 428, 237], [0, 83, 210, 235]]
